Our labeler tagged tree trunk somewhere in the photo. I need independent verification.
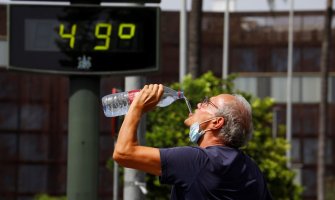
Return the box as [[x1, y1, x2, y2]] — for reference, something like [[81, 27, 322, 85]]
[[188, 0, 202, 78], [318, 1, 333, 200]]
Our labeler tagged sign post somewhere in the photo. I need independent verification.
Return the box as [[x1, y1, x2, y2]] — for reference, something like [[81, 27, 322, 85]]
[[8, 3, 160, 200], [67, 76, 100, 200]]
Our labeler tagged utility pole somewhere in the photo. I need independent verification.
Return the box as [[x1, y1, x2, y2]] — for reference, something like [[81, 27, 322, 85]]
[[222, 0, 230, 80], [179, 0, 188, 83], [67, 77, 100, 200], [286, 0, 294, 169]]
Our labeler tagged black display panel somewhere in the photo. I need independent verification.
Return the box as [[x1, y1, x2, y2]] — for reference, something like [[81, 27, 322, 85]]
[[9, 5, 160, 75]]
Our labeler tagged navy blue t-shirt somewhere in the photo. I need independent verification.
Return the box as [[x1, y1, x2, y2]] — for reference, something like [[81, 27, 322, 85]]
[[159, 146, 273, 200]]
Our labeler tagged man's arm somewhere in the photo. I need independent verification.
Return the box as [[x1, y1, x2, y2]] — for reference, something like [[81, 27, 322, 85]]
[[113, 84, 163, 176]]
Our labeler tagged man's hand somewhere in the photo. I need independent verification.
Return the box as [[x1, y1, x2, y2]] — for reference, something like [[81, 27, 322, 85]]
[[130, 84, 164, 114]]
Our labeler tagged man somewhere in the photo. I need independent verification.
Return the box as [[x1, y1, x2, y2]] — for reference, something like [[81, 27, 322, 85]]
[[113, 84, 273, 200]]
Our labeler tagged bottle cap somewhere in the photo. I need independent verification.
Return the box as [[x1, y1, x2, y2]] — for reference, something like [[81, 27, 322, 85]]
[[178, 90, 184, 98], [128, 90, 141, 104]]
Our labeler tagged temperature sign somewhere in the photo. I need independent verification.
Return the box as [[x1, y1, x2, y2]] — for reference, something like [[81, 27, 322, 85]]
[[9, 4, 160, 75]]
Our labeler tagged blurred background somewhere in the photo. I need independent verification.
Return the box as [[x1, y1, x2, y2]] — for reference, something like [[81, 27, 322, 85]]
[[0, 0, 334, 200]]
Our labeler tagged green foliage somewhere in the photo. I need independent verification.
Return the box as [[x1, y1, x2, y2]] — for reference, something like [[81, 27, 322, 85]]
[[326, 176, 335, 200], [34, 194, 66, 200], [145, 72, 302, 200]]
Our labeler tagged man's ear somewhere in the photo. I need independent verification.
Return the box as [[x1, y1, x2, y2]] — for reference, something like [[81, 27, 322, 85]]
[[212, 117, 224, 130]]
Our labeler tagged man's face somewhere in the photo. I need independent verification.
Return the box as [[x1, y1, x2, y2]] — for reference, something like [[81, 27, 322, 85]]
[[184, 96, 220, 126]]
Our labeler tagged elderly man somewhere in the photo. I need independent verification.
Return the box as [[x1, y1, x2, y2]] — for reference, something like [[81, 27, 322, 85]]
[[113, 84, 273, 200]]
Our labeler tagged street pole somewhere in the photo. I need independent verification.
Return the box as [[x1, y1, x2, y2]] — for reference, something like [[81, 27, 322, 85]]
[[286, 0, 294, 169], [179, 0, 187, 83], [272, 107, 278, 139], [124, 76, 147, 200], [67, 1, 100, 200], [118, 2, 150, 199], [222, 0, 230, 80], [67, 76, 100, 200]]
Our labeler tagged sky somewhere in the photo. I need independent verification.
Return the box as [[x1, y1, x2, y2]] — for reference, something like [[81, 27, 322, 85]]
[[0, 0, 332, 11]]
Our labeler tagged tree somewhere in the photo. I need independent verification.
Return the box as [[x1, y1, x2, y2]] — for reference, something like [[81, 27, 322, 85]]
[[188, 0, 203, 78], [145, 72, 302, 200], [318, 1, 333, 200]]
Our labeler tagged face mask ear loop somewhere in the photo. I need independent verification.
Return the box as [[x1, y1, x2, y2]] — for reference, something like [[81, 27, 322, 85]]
[[199, 128, 211, 138], [202, 128, 211, 133], [199, 117, 218, 133], [200, 117, 215, 125]]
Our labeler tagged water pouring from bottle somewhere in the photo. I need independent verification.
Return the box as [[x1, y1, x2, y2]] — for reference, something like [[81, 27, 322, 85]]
[[183, 96, 193, 114]]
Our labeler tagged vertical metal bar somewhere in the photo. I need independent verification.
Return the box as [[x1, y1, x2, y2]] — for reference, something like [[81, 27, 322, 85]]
[[113, 143, 119, 200], [223, 0, 230, 80], [179, 0, 187, 83], [286, 0, 294, 169], [318, 1, 333, 199], [112, 88, 119, 200]]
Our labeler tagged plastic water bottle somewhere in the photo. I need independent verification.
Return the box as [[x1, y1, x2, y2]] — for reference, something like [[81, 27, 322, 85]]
[[102, 86, 184, 117]]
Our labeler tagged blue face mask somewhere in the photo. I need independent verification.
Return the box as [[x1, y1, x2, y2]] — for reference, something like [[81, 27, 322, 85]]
[[189, 122, 205, 144], [189, 118, 215, 144]]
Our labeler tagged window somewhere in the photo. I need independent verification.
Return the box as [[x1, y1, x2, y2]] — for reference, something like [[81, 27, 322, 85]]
[[271, 77, 301, 103], [234, 77, 257, 95], [302, 77, 320, 102], [303, 139, 317, 164], [231, 48, 258, 72]]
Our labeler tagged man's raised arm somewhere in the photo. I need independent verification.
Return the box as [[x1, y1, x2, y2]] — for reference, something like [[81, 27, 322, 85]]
[[113, 84, 163, 176]]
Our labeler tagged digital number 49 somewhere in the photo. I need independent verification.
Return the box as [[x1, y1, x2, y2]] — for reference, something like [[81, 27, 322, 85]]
[[58, 23, 136, 50]]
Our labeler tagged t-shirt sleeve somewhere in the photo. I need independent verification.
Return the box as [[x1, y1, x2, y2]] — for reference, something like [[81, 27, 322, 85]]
[[159, 146, 207, 187]]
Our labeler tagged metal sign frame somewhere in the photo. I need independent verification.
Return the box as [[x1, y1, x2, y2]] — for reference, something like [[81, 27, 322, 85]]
[[8, 4, 160, 76]]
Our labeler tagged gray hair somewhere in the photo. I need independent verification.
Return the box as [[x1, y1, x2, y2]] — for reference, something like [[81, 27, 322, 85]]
[[214, 94, 253, 148]]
